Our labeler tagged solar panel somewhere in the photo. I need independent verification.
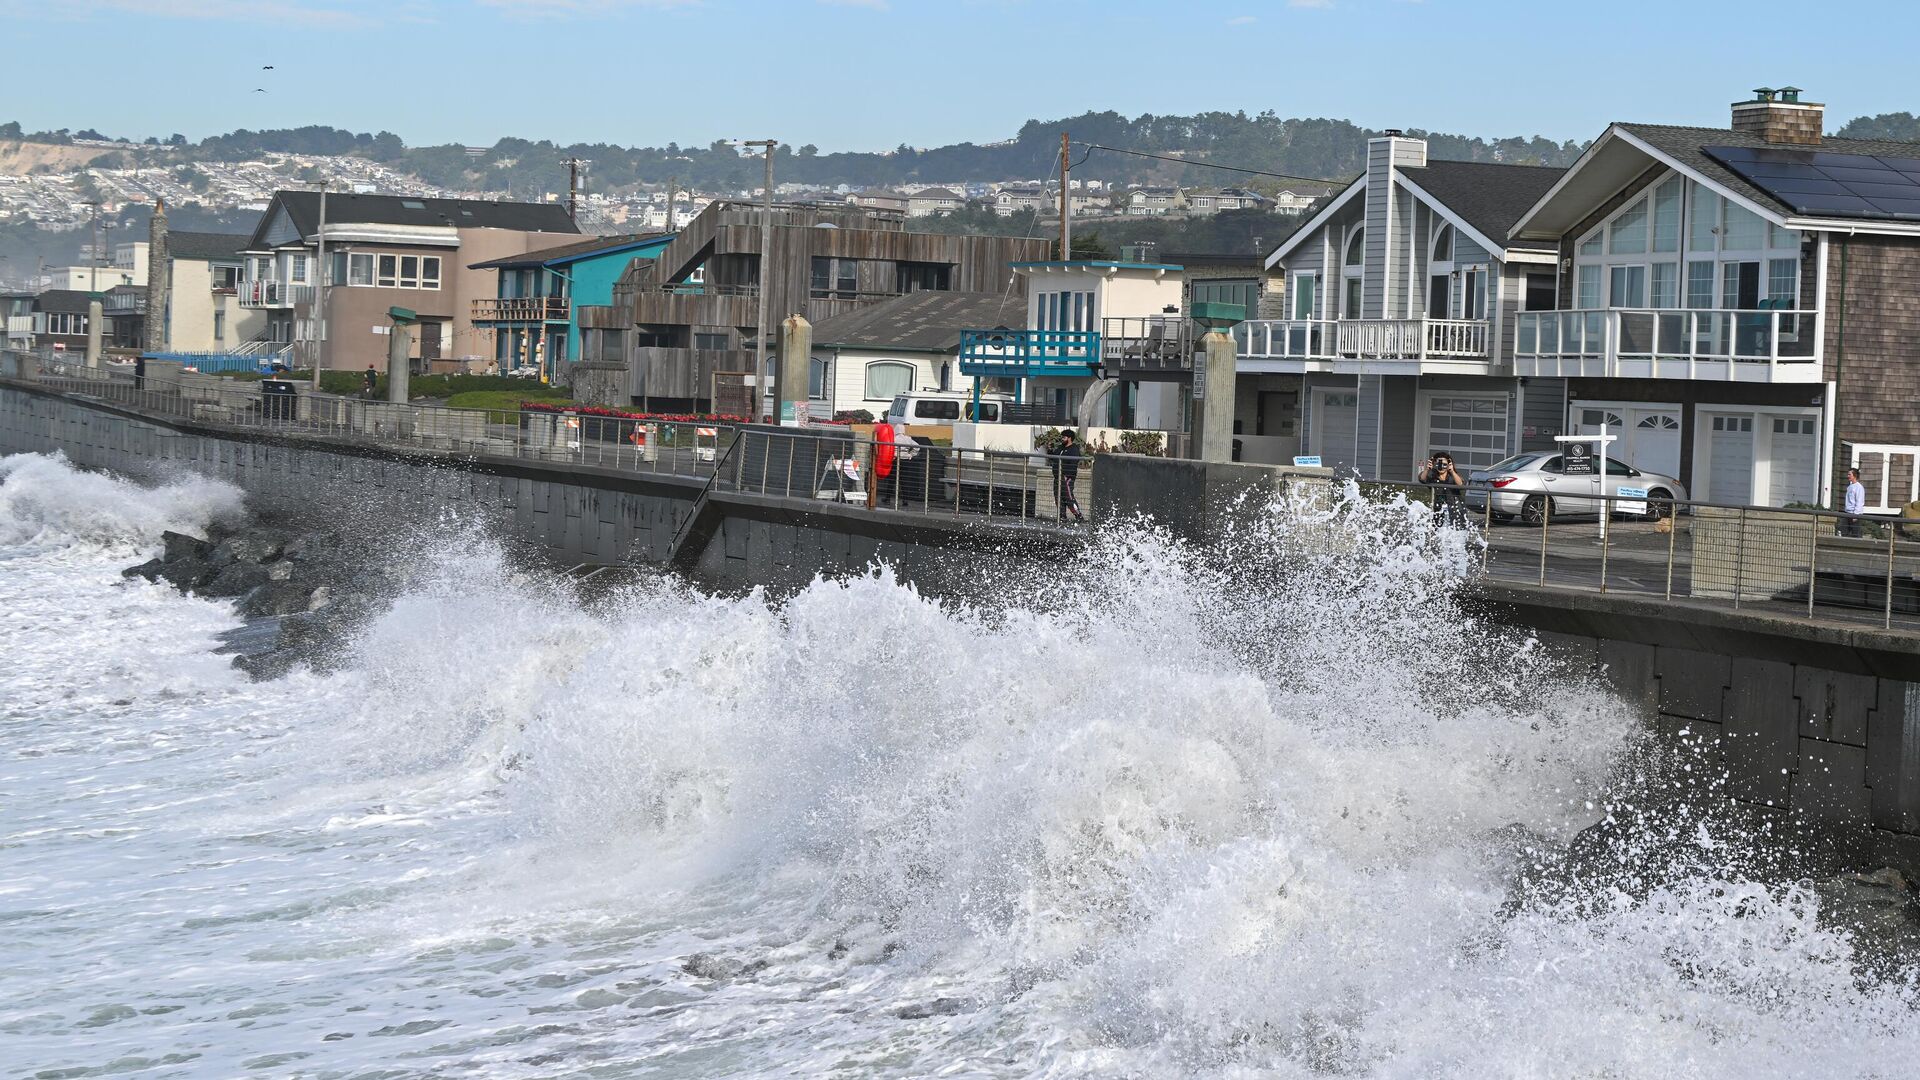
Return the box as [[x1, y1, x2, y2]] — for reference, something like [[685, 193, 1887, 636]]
[[1707, 145, 1920, 221]]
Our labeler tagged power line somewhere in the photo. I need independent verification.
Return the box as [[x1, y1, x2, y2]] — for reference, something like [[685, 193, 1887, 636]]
[[1074, 142, 1348, 187]]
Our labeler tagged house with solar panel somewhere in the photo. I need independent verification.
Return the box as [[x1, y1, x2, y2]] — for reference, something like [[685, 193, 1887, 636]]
[[1508, 87, 1920, 512], [1235, 132, 1566, 475]]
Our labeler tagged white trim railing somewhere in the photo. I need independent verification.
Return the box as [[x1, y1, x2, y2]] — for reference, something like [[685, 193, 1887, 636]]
[[236, 281, 314, 308], [1514, 308, 1821, 383], [1234, 317, 1491, 365]]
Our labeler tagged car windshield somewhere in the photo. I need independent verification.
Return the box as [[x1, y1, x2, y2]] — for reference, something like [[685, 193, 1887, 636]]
[[1484, 453, 1543, 474]]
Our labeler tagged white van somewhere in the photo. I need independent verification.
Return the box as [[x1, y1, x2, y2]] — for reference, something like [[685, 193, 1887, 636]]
[[886, 391, 1013, 427]]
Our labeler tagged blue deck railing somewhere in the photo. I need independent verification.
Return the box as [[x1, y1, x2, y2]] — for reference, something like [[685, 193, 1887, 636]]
[[958, 330, 1101, 379], [143, 352, 281, 374]]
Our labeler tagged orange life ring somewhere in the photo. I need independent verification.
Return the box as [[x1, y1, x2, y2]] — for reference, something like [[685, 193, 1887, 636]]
[[874, 422, 896, 478]]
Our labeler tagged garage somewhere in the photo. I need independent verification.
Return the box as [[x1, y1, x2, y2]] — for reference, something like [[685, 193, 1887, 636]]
[[1706, 414, 1755, 505], [1575, 404, 1681, 480], [1767, 417, 1819, 505]]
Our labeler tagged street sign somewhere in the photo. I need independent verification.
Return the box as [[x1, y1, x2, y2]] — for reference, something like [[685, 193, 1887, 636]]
[[1616, 485, 1649, 516], [1293, 455, 1322, 467]]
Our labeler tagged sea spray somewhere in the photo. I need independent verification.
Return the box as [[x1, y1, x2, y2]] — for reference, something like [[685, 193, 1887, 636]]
[[6, 450, 1920, 1078]]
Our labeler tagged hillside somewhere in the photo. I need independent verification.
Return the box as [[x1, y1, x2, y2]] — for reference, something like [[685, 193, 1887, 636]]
[[0, 140, 119, 175]]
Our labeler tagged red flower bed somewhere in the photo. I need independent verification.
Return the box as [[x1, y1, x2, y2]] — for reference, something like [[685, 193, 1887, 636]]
[[519, 402, 750, 423]]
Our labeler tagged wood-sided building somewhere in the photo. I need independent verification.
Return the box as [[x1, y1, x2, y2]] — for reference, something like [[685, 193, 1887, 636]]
[[573, 201, 1052, 412]]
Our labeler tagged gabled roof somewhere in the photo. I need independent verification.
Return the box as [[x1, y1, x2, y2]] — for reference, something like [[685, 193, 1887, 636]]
[[166, 231, 251, 261], [250, 190, 579, 249], [467, 232, 671, 271], [1513, 123, 1920, 240], [912, 187, 962, 200], [811, 290, 1026, 353], [1395, 160, 1565, 252], [1265, 158, 1563, 267]]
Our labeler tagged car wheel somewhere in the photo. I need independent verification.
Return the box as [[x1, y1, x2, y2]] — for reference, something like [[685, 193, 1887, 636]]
[[1644, 489, 1674, 521], [1520, 494, 1550, 526]]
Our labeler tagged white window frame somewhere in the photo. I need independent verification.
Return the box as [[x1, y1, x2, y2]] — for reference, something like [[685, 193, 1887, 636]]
[[1573, 172, 1798, 312], [376, 254, 398, 288], [863, 360, 915, 401], [398, 255, 420, 290], [1292, 272, 1317, 320], [348, 253, 374, 286], [421, 256, 441, 291]]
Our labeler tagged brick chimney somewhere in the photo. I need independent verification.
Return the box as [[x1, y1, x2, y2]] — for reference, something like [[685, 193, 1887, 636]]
[[1731, 86, 1823, 145]]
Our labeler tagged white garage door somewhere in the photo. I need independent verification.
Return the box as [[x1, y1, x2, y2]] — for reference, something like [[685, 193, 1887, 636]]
[[1630, 411, 1682, 480], [1708, 415, 1755, 505], [1313, 390, 1358, 472], [1427, 394, 1511, 471], [1768, 416, 1818, 506]]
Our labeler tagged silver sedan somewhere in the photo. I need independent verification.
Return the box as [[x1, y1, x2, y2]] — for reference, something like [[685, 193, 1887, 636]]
[[1463, 452, 1688, 523]]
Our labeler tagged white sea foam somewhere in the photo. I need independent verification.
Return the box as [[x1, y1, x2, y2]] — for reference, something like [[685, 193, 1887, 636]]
[[3, 450, 1916, 1078]]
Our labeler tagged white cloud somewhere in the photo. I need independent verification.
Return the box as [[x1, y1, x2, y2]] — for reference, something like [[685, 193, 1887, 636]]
[[1226, 14, 1257, 24]]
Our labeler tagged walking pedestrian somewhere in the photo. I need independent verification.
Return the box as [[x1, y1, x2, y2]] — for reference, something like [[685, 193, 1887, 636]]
[[1050, 429, 1087, 523], [1843, 467, 1866, 537], [363, 364, 378, 397]]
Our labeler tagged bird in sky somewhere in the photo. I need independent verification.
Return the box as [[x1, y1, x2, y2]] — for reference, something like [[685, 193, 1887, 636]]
[[263, 65, 274, 70], [254, 88, 267, 93]]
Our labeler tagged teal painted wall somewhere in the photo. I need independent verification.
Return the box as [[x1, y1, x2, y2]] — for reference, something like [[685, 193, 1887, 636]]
[[562, 237, 672, 362]]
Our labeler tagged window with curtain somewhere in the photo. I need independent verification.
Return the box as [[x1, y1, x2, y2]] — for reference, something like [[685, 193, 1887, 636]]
[[1722, 202, 1765, 250], [348, 253, 373, 286], [1651, 263, 1678, 308], [1686, 262, 1715, 308], [1576, 264, 1601, 309], [1689, 185, 1720, 251], [1579, 232, 1602, 257], [1609, 198, 1649, 254], [1652, 178, 1682, 252], [1768, 259, 1798, 304], [864, 361, 914, 400]]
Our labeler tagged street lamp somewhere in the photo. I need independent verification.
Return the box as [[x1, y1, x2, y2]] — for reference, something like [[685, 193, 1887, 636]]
[[734, 139, 776, 420], [310, 180, 329, 389]]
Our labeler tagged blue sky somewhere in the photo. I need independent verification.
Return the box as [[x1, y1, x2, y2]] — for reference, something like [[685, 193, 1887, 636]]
[[4, 0, 1915, 150]]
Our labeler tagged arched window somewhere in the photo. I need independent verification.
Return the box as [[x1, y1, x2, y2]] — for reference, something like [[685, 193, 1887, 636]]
[[864, 360, 914, 401], [1344, 228, 1365, 266], [1343, 228, 1365, 317], [1431, 225, 1453, 264]]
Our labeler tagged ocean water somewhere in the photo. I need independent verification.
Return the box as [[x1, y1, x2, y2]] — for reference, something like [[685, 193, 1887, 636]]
[[2, 449, 1916, 1079]]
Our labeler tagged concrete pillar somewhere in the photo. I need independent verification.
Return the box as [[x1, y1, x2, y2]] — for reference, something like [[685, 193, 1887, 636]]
[[778, 314, 812, 426], [85, 298, 103, 368], [144, 199, 169, 354], [1195, 329, 1238, 463], [386, 324, 411, 404]]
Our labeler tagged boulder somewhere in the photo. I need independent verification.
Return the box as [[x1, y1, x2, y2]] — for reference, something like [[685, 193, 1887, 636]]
[[122, 558, 166, 581], [197, 561, 271, 599], [240, 581, 315, 618], [160, 530, 208, 564], [157, 557, 216, 591]]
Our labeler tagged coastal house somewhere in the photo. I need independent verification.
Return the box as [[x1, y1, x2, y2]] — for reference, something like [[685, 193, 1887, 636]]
[[1237, 133, 1565, 475], [150, 231, 265, 355], [31, 289, 92, 353], [1508, 87, 1920, 511], [808, 290, 1024, 418], [1126, 187, 1183, 216], [574, 201, 1049, 413], [467, 232, 673, 384], [237, 190, 579, 374], [906, 187, 964, 218], [1185, 188, 1271, 215], [959, 259, 1186, 428]]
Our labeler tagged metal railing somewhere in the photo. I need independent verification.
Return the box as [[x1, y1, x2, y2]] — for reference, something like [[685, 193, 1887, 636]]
[[2, 351, 1093, 532], [235, 281, 315, 308], [1101, 316, 1194, 373], [1233, 317, 1491, 365], [1351, 477, 1920, 632], [1514, 308, 1821, 382], [471, 296, 568, 322], [957, 329, 1102, 379]]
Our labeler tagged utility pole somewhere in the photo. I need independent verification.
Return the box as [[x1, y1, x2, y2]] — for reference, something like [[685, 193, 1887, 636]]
[[741, 139, 777, 421], [310, 182, 328, 389], [1060, 131, 1072, 260], [665, 175, 676, 232], [564, 157, 588, 225]]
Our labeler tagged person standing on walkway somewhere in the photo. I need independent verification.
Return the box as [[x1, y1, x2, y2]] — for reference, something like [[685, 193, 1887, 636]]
[[363, 364, 378, 397], [1050, 429, 1086, 523], [1843, 467, 1866, 537], [1420, 452, 1467, 526]]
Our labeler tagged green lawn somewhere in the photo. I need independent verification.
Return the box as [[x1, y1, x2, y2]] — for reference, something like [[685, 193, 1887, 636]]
[[446, 389, 575, 423]]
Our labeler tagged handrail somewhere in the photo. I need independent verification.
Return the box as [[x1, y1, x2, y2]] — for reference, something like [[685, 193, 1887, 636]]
[[665, 427, 745, 563], [1513, 307, 1821, 381]]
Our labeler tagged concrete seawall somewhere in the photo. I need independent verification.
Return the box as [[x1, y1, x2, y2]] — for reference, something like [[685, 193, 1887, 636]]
[[0, 381, 1074, 596]]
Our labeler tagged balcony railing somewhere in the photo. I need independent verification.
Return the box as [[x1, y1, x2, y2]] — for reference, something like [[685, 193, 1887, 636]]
[[472, 296, 569, 322], [958, 329, 1101, 379], [1234, 318, 1491, 368], [1101, 316, 1195, 375], [1514, 308, 1821, 383], [236, 281, 314, 308], [653, 282, 758, 298]]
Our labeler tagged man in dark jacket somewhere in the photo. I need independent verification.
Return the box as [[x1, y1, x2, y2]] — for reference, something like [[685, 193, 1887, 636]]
[[363, 364, 378, 396], [1049, 429, 1086, 523]]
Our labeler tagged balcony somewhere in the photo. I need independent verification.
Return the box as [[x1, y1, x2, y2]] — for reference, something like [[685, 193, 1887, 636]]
[[472, 296, 569, 323], [958, 329, 1101, 380], [1514, 308, 1821, 383], [236, 281, 314, 309], [1101, 316, 1194, 380], [1234, 318, 1492, 373]]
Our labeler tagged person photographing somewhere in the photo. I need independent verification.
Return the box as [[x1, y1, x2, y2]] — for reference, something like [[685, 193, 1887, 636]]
[[1420, 452, 1466, 525]]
